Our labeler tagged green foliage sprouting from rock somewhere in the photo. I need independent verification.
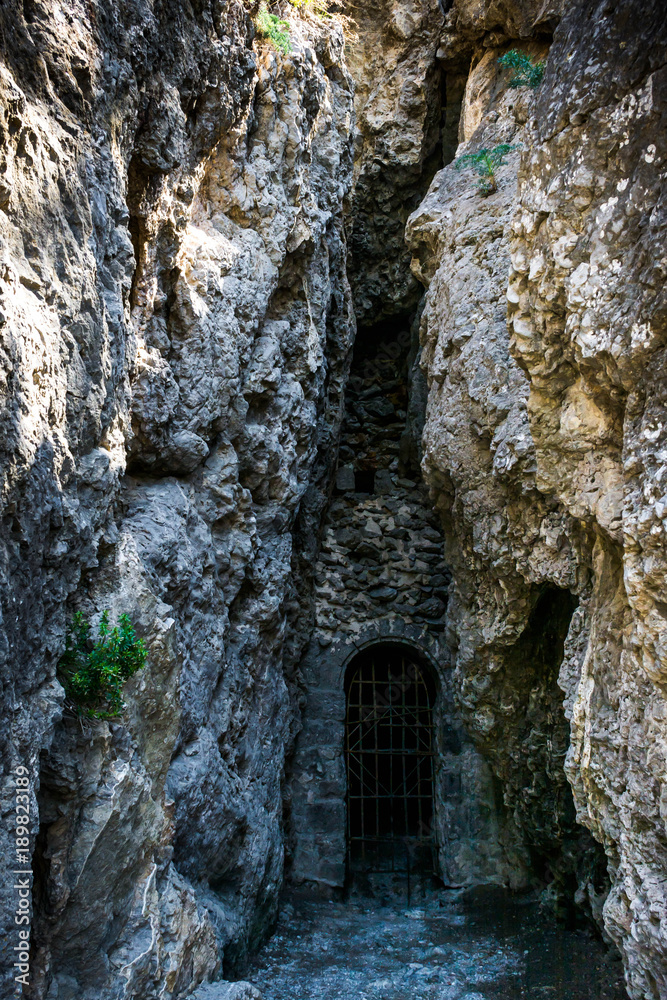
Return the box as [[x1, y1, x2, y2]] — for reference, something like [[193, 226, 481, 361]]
[[255, 2, 292, 52], [59, 611, 147, 719], [253, 0, 356, 51], [498, 49, 545, 88], [455, 144, 520, 196], [291, 0, 357, 36]]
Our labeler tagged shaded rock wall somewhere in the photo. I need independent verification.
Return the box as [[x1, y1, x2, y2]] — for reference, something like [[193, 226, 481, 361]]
[[0, 2, 354, 997], [344, 0, 444, 324], [407, 0, 667, 995], [511, 3, 667, 990], [289, 321, 517, 890], [407, 28, 608, 920]]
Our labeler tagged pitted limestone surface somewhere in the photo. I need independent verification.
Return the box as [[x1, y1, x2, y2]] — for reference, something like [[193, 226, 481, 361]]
[[406, 0, 667, 992], [240, 887, 627, 1000]]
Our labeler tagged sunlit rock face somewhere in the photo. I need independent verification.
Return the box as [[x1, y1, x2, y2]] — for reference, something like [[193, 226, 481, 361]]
[[408, 0, 667, 995], [0, 2, 354, 996]]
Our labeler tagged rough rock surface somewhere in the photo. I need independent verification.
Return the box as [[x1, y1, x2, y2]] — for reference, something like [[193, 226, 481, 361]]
[[0, 0, 665, 998], [407, 0, 667, 995], [344, 0, 444, 324], [243, 886, 627, 999], [408, 24, 607, 919], [0, 2, 354, 997], [189, 981, 263, 1000]]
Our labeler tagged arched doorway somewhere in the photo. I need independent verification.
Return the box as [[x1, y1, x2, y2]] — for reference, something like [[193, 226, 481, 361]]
[[345, 643, 437, 878]]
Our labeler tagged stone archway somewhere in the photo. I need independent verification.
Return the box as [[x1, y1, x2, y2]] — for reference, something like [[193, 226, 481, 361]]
[[289, 623, 508, 892]]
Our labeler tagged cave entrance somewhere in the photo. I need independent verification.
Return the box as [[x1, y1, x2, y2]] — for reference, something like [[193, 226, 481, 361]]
[[345, 644, 437, 879]]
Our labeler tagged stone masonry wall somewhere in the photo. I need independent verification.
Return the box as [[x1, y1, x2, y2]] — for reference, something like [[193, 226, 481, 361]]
[[289, 321, 519, 890]]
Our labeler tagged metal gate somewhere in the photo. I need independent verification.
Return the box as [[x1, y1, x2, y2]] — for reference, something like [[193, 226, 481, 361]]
[[345, 646, 436, 876]]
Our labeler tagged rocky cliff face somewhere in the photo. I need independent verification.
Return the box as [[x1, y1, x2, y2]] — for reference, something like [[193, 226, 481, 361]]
[[0, 0, 665, 998], [407, 0, 667, 995], [0, 2, 353, 997]]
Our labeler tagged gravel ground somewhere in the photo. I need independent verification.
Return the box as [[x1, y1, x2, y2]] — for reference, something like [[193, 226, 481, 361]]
[[240, 882, 628, 1000]]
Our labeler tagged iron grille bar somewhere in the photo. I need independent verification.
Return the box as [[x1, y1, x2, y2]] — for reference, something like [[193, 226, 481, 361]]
[[345, 648, 436, 878]]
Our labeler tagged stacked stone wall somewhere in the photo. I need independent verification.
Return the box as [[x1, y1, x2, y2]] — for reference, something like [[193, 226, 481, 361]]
[[289, 323, 517, 890]]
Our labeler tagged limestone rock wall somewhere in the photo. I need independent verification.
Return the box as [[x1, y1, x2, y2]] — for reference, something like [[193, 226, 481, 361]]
[[511, 3, 667, 991], [0, 3, 354, 997], [344, 0, 445, 324], [407, 0, 667, 995]]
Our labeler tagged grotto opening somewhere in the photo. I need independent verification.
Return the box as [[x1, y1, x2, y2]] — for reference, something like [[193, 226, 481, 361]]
[[344, 643, 437, 882], [0, 0, 666, 999]]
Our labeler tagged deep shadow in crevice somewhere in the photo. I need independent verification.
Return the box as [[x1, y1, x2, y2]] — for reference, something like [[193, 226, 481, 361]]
[[509, 585, 610, 929], [126, 153, 160, 311], [440, 62, 467, 166]]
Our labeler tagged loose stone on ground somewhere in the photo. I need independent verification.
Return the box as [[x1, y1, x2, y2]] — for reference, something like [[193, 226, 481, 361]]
[[237, 886, 627, 1000]]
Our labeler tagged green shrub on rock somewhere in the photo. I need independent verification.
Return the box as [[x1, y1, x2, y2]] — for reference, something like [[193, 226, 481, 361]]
[[253, 0, 356, 52], [290, 0, 357, 36], [454, 143, 520, 196], [255, 2, 292, 52], [498, 49, 545, 89], [59, 611, 147, 719]]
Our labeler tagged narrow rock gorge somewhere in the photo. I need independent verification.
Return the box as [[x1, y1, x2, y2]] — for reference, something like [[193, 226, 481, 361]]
[[0, 1, 664, 999]]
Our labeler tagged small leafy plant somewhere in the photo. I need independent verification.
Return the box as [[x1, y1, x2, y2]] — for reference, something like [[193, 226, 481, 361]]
[[498, 49, 545, 89], [255, 2, 292, 52], [253, 0, 356, 50], [59, 611, 147, 719], [454, 143, 520, 195]]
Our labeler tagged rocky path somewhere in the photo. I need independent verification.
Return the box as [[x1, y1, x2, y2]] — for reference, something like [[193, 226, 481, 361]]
[[231, 884, 628, 1000]]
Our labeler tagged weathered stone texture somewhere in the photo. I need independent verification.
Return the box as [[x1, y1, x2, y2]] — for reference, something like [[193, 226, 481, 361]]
[[408, 0, 667, 995], [0, 2, 354, 997], [407, 28, 604, 916], [511, 2, 667, 992], [0, 0, 666, 997], [344, 0, 445, 324]]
